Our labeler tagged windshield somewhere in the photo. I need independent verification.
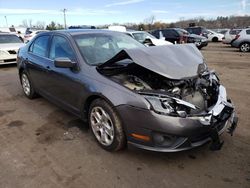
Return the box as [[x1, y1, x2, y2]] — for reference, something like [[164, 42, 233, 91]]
[[132, 32, 156, 43], [0, 34, 23, 44], [74, 32, 144, 65]]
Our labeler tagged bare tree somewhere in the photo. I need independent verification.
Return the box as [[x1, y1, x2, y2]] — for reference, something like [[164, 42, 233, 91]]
[[144, 15, 156, 25], [34, 21, 46, 29], [28, 19, 33, 28], [22, 20, 29, 28]]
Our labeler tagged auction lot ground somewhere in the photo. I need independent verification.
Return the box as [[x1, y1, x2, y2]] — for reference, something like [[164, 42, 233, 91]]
[[0, 43, 249, 188]]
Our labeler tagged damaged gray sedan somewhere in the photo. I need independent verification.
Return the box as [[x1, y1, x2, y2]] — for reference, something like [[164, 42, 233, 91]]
[[17, 30, 238, 152]]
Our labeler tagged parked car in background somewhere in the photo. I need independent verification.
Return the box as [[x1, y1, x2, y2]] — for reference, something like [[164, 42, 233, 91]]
[[125, 30, 172, 46], [150, 28, 188, 44], [175, 28, 208, 49], [212, 29, 229, 35], [107, 26, 172, 46], [231, 28, 250, 52], [68, 25, 96, 29], [24, 29, 48, 42], [0, 33, 24, 65], [206, 29, 224, 42], [222, 29, 242, 45], [185, 26, 208, 38], [0, 27, 26, 41], [17, 30, 237, 152], [0, 27, 17, 33]]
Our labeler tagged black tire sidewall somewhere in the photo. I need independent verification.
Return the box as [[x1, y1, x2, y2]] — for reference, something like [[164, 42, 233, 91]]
[[212, 37, 218, 42]]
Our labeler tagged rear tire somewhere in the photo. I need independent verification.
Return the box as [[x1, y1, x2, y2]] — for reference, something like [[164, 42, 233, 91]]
[[20, 72, 37, 99], [239, 42, 250, 52], [212, 37, 218, 42], [88, 99, 126, 151]]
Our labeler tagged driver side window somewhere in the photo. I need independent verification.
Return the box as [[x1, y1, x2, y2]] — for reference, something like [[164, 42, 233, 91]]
[[49, 36, 76, 61]]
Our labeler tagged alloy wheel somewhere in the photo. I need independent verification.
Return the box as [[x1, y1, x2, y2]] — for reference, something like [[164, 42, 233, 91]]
[[90, 106, 114, 146], [21, 74, 31, 96], [241, 43, 250, 52]]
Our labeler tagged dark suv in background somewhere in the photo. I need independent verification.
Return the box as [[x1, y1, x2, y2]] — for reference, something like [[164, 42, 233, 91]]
[[150, 28, 188, 44], [176, 28, 208, 49], [185, 26, 208, 38], [151, 28, 208, 49]]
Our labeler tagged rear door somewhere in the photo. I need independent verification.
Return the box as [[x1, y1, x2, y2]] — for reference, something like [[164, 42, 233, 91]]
[[162, 29, 179, 43]]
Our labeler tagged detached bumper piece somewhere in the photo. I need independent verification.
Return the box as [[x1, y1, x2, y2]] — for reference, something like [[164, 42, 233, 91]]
[[209, 127, 224, 151], [209, 100, 238, 151]]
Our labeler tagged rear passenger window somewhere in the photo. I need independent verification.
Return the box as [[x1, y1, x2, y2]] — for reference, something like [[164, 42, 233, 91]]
[[229, 30, 236, 35], [246, 30, 250, 35], [49, 36, 76, 61], [229, 30, 241, 35], [30, 35, 50, 57], [163, 30, 178, 37]]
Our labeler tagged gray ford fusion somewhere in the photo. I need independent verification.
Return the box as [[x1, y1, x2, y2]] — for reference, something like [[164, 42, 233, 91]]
[[17, 29, 238, 152]]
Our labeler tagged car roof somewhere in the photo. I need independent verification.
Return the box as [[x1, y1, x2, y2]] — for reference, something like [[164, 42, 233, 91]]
[[126, 30, 146, 34], [52, 29, 122, 36], [0, 32, 17, 36], [186, 26, 205, 28]]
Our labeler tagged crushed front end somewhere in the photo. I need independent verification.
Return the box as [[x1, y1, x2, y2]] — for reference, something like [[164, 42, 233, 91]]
[[110, 67, 237, 152], [98, 45, 238, 152]]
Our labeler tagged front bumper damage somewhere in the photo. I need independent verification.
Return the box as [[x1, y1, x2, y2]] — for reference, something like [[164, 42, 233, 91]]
[[116, 85, 238, 152]]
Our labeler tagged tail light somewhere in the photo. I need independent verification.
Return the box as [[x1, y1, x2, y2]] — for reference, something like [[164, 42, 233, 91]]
[[235, 34, 240, 39]]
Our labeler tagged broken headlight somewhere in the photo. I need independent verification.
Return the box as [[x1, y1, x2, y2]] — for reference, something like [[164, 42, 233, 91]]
[[145, 96, 175, 115], [144, 96, 198, 117], [197, 63, 208, 75]]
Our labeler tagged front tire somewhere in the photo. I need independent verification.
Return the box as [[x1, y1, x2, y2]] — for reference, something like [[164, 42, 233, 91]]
[[88, 99, 126, 151], [20, 72, 37, 99], [239, 42, 250, 52]]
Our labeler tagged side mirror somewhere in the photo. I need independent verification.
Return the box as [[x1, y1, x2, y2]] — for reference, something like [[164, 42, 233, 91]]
[[143, 38, 152, 44], [143, 38, 154, 46], [54, 57, 76, 68]]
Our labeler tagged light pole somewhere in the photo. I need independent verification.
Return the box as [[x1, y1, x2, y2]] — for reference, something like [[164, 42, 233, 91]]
[[4, 16, 8, 27], [62, 8, 67, 29]]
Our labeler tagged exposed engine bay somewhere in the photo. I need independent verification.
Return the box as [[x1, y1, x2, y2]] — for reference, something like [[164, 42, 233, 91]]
[[99, 62, 220, 116]]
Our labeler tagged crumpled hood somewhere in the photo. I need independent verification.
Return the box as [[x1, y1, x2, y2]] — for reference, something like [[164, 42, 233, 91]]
[[0, 43, 25, 51], [99, 44, 204, 79]]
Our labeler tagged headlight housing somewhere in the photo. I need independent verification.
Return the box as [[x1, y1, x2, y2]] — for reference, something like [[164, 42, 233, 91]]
[[145, 96, 175, 115], [0, 50, 9, 57], [144, 95, 197, 117]]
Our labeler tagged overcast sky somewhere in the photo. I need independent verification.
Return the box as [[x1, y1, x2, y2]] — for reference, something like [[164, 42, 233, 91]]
[[0, 0, 249, 27]]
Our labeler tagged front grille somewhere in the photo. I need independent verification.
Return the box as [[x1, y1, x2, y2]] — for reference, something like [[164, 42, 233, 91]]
[[8, 50, 17, 54], [3, 59, 16, 63]]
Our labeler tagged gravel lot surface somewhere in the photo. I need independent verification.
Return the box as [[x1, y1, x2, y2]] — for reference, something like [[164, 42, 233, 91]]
[[0, 43, 249, 188]]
